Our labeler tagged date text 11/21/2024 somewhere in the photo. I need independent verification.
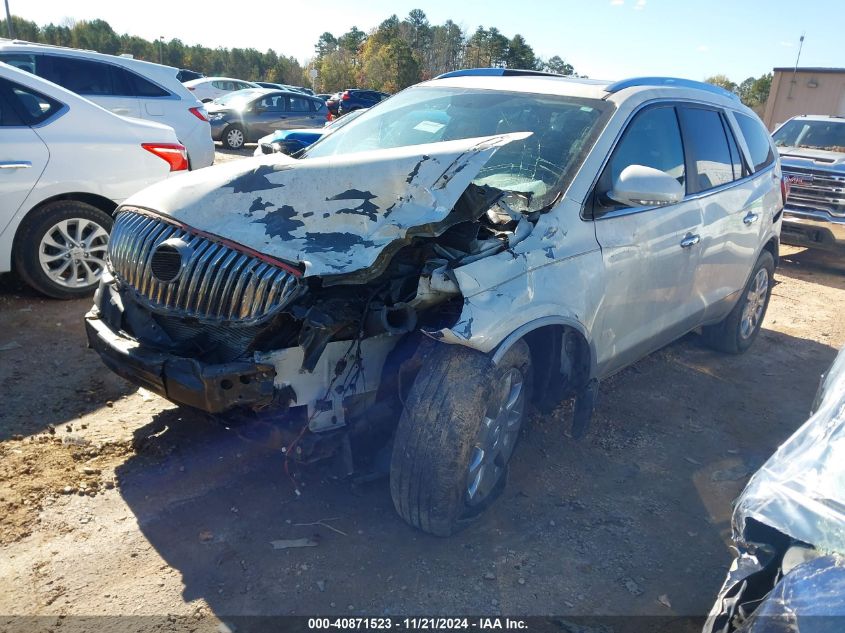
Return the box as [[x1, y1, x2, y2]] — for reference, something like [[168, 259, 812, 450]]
[[307, 617, 529, 630]]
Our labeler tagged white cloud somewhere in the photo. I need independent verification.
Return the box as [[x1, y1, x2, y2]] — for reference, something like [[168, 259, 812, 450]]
[[697, 45, 710, 53], [610, 0, 624, 5], [779, 41, 795, 48], [634, 0, 646, 9]]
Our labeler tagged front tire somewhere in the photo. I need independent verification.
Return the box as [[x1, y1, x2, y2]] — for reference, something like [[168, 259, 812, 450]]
[[222, 124, 245, 150], [390, 340, 532, 536], [702, 250, 775, 354], [14, 200, 113, 299]]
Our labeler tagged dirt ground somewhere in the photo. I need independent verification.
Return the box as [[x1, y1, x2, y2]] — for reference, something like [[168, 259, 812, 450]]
[[2, 146, 844, 630]]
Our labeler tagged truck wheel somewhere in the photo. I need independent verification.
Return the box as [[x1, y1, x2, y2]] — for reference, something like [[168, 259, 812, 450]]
[[390, 340, 532, 536], [702, 250, 774, 354], [222, 124, 245, 150], [14, 200, 113, 299]]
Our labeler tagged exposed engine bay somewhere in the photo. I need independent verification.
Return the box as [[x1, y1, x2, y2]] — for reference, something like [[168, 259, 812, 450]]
[[89, 132, 571, 463]]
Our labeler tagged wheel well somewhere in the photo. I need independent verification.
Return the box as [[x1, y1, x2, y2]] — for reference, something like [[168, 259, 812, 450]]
[[763, 237, 779, 268], [12, 193, 118, 261], [523, 325, 591, 411]]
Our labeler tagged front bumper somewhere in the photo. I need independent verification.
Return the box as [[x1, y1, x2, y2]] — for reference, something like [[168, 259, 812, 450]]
[[782, 208, 845, 253], [85, 309, 276, 414]]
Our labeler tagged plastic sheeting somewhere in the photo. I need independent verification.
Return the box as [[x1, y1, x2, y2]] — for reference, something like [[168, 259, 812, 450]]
[[733, 346, 845, 555]]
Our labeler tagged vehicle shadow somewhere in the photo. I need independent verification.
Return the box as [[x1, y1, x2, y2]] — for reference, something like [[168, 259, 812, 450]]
[[113, 328, 837, 621], [778, 247, 845, 288], [0, 273, 136, 441]]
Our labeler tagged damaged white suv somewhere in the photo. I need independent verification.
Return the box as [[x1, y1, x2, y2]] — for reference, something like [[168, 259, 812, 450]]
[[86, 70, 784, 535]]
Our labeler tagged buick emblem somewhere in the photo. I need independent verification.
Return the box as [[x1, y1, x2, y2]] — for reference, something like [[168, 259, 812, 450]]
[[150, 238, 192, 284]]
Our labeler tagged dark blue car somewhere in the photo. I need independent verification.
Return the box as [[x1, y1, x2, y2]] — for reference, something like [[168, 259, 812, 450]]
[[253, 109, 366, 156], [326, 89, 390, 117]]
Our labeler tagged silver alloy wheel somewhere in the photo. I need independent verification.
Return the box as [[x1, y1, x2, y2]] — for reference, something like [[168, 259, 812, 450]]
[[466, 367, 526, 506], [226, 127, 245, 149], [38, 218, 109, 289], [740, 268, 769, 340]]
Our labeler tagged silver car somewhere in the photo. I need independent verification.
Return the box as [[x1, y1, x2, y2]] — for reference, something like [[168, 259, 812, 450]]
[[208, 89, 329, 150], [86, 70, 785, 536]]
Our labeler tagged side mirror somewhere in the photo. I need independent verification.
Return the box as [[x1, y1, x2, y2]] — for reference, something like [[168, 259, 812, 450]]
[[608, 164, 684, 208]]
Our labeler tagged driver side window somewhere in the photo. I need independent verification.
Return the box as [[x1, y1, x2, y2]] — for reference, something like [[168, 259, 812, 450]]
[[598, 105, 686, 211]]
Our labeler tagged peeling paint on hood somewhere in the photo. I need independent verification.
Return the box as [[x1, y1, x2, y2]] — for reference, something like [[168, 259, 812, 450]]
[[123, 133, 530, 278]]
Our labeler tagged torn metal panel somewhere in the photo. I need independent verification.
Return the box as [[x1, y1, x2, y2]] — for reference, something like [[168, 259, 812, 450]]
[[123, 133, 529, 280], [424, 208, 603, 359], [254, 334, 395, 431]]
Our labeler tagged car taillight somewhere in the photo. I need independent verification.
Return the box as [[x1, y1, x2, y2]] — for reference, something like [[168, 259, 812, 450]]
[[189, 106, 208, 122], [781, 175, 791, 205], [341, 91, 350, 100], [142, 143, 189, 172], [326, 111, 332, 121]]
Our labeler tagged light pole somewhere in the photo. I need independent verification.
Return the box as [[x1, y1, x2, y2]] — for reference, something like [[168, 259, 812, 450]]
[[158, 36, 164, 64], [4, 0, 14, 39]]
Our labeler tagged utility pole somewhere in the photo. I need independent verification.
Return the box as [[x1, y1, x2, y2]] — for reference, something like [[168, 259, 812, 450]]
[[787, 33, 805, 99], [158, 36, 164, 64], [4, 0, 14, 39]]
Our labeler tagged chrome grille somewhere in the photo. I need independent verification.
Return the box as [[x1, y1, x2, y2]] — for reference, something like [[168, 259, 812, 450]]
[[783, 167, 845, 217], [108, 210, 302, 322]]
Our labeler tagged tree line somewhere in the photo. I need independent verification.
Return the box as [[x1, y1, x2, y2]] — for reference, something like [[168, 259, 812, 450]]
[[312, 10, 577, 93], [1, 11, 577, 93], [705, 73, 773, 112]]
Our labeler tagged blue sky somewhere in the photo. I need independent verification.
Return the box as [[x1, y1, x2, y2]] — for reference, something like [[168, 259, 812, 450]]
[[11, 0, 845, 82]]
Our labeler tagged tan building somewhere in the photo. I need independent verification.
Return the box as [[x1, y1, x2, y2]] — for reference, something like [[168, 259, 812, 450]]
[[763, 67, 845, 130]]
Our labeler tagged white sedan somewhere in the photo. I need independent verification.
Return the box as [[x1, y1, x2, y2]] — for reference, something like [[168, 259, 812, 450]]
[[0, 62, 188, 298], [183, 77, 260, 103]]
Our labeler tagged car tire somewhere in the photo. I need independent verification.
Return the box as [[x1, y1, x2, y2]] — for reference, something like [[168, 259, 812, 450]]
[[390, 339, 532, 536], [14, 200, 113, 299], [222, 124, 246, 150], [702, 250, 775, 354]]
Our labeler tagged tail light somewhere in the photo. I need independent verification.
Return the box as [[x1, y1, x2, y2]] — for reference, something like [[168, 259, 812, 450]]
[[326, 111, 332, 121], [189, 106, 208, 122], [341, 90, 350, 100], [781, 175, 791, 206], [142, 143, 189, 172]]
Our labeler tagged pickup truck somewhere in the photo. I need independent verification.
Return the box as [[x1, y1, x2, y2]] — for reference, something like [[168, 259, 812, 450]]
[[773, 115, 845, 253]]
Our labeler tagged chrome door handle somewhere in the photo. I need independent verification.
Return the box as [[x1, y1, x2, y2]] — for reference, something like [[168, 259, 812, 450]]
[[680, 233, 700, 248], [743, 212, 760, 225], [0, 161, 32, 169]]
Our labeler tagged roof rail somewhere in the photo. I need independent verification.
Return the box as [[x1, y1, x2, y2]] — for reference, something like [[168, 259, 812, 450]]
[[605, 77, 740, 101], [434, 68, 566, 80]]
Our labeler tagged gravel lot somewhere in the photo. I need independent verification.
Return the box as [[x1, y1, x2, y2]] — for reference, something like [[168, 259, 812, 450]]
[[2, 147, 844, 630]]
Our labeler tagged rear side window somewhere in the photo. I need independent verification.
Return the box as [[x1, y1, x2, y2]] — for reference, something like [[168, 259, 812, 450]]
[[125, 70, 169, 97], [0, 81, 24, 125], [735, 112, 775, 172], [604, 105, 686, 193], [678, 107, 736, 192], [287, 96, 310, 112], [44, 56, 118, 96], [2, 80, 62, 125]]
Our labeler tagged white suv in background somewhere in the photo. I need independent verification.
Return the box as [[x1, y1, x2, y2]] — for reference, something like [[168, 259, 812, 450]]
[[0, 41, 214, 169], [183, 77, 260, 103], [0, 62, 188, 298]]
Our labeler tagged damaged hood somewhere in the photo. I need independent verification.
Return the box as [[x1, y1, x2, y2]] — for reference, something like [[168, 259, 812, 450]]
[[124, 133, 529, 278]]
